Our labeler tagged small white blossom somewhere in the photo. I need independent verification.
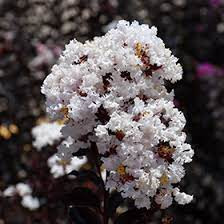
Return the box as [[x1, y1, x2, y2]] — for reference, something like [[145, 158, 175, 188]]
[[32, 121, 63, 150], [21, 195, 40, 211], [16, 183, 32, 196], [47, 153, 87, 178], [3, 186, 16, 197], [173, 187, 193, 205], [3, 183, 40, 211], [155, 188, 173, 209]]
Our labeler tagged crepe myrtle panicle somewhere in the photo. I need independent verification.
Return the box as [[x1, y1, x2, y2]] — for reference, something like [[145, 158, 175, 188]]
[[42, 20, 194, 209]]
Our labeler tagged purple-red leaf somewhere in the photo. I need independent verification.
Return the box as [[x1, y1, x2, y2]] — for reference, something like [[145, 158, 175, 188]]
[[63, 187, 101, 208], [69, 206, 102, 224]]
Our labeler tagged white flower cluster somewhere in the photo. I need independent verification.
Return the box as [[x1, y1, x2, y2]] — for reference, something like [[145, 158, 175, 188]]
[[3, 183, 40, 211], [47, 153, 87, 178], [42, 20, 194, 209], [32, 121, 63, 150]]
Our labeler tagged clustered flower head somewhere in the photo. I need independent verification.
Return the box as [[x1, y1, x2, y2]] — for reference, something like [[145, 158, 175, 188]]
[[42, 20, 194, 209]]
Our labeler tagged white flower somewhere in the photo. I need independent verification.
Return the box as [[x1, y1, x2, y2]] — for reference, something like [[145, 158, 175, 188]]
[[155, 188, 173, 209], [16, 183, 32, 196], [47, 153, 87, 178], [21, 195, 40, 211], [42, 20, 194, 209], [3, 186, 16, 197], [3, 183, 40, 211], [173, 187, 193, 205], [32, 121, 63, 150]]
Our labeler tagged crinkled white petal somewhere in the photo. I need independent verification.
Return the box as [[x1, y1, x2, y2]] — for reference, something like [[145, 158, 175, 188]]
[[3, 186, 16, 197], [3, 183, 40, 211], [173, 187, 193, 205], [47, 153, 87, 178], [16, 183, 32, 196], [21, 195, 40, 211], [155, 188, 173, 209], [32, 121, 63, 150]]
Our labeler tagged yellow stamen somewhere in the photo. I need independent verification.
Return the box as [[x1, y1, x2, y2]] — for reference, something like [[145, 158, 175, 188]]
[[117, 165, 126, 176], [135, 42, 143, 57], [142, 111, 149, 117], [60, 106, 69, 120], [160, 174, 169, 185], [56, 117, 68, 125], [57, 159, 71, 166]]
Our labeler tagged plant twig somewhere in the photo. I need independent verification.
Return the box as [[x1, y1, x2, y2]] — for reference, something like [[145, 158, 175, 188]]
[[90, 141, 110, 224]]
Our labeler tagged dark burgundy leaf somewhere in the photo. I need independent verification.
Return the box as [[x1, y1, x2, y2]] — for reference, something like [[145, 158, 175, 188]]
[[63, 187, 101, 208], [47, 177, 78, 202], [68, 170, 104, 196], [115, 208, 148, 224], [69, 206, 102, 224], [74, 170, 103, 186]]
